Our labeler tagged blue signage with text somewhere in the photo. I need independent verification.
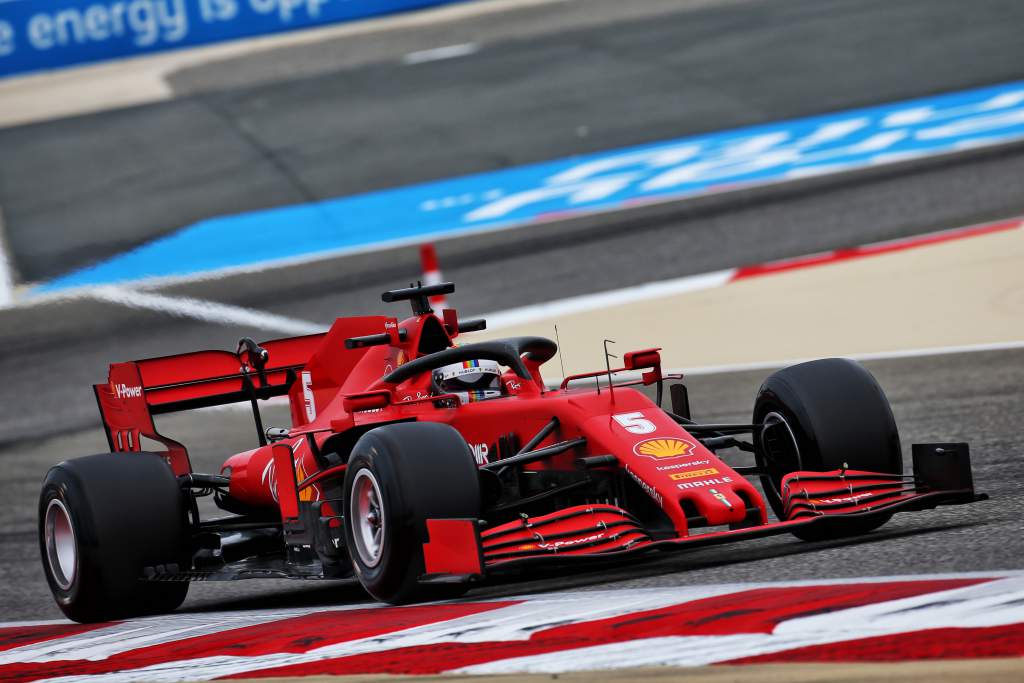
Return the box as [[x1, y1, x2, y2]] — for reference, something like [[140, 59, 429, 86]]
[[0, 0, 466, 77]]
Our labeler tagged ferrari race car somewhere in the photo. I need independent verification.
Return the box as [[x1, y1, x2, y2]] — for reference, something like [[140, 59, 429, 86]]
[[39, 282, 984, 622]]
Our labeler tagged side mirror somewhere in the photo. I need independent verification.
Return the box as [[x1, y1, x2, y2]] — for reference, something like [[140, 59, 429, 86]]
[[623, 348, 663, 385]]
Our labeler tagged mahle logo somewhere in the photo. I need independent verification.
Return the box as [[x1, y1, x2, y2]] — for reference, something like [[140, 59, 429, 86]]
[[633, 437, 695, 460]]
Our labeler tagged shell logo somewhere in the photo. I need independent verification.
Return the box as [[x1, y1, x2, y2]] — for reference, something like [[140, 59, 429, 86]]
[[633, 437, 695, 459]]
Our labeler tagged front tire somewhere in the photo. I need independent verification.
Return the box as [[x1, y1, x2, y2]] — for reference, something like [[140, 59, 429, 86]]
[[753, 358, 902, 541], [39, 453, 190, 622], [343, 422, 480, 603]]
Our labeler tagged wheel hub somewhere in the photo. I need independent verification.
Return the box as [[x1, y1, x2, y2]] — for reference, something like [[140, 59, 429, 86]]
[[350, 469, 386, 568], [44, 499, 77, 591]]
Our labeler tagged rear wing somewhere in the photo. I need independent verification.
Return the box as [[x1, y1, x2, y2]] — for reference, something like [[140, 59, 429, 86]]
[[94, 334, 325, 475]]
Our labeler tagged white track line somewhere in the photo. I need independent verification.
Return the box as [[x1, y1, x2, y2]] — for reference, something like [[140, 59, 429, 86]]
[[86, 287, 324, 336], [0, 245, 12, 307], [486, 269, 736, 330], [0, 206, 14, 307], [402, 42, 480, 65]]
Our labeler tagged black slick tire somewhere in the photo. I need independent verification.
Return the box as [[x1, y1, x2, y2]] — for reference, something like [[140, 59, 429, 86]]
[[38, 452, 190, 623], [343, 422, 480, 603], [752, 358, 902, 541]]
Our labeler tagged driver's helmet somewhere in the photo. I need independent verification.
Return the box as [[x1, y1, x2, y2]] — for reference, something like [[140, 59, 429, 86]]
[[432, 359, 504, 403]]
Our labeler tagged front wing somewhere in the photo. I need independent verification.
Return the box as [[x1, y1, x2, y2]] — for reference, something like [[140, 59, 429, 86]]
[[421, 442, 985, 579]]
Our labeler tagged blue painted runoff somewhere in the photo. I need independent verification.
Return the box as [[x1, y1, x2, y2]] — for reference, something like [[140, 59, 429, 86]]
[[38, 80, 1024, 291]]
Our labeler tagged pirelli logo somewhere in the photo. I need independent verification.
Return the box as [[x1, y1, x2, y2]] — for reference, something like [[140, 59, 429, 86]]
[[669, 468, 719, 481]]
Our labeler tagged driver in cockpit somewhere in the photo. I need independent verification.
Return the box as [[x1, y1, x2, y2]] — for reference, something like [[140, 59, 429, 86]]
[[431, 359, 505, 403]]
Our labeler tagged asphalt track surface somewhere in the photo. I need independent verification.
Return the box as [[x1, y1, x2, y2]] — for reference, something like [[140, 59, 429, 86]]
[[2, 0, 1024, 282], [1, 0, 1023, 623]]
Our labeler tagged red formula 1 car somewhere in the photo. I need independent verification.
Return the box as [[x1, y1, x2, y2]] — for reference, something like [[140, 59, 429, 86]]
[[39, 283, 984, 622]]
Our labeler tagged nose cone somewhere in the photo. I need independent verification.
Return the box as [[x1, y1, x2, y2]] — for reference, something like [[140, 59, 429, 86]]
[[677, 479, 752, 527]]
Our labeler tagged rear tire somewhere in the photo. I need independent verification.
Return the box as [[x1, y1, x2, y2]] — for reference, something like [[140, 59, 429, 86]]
[[343, 422, 480, 603], [39, 453, 190, 623], [752, 358, 902, 541]]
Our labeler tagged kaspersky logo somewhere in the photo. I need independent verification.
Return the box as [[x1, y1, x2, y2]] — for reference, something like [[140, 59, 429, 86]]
[[633, 437, 696, 459]]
